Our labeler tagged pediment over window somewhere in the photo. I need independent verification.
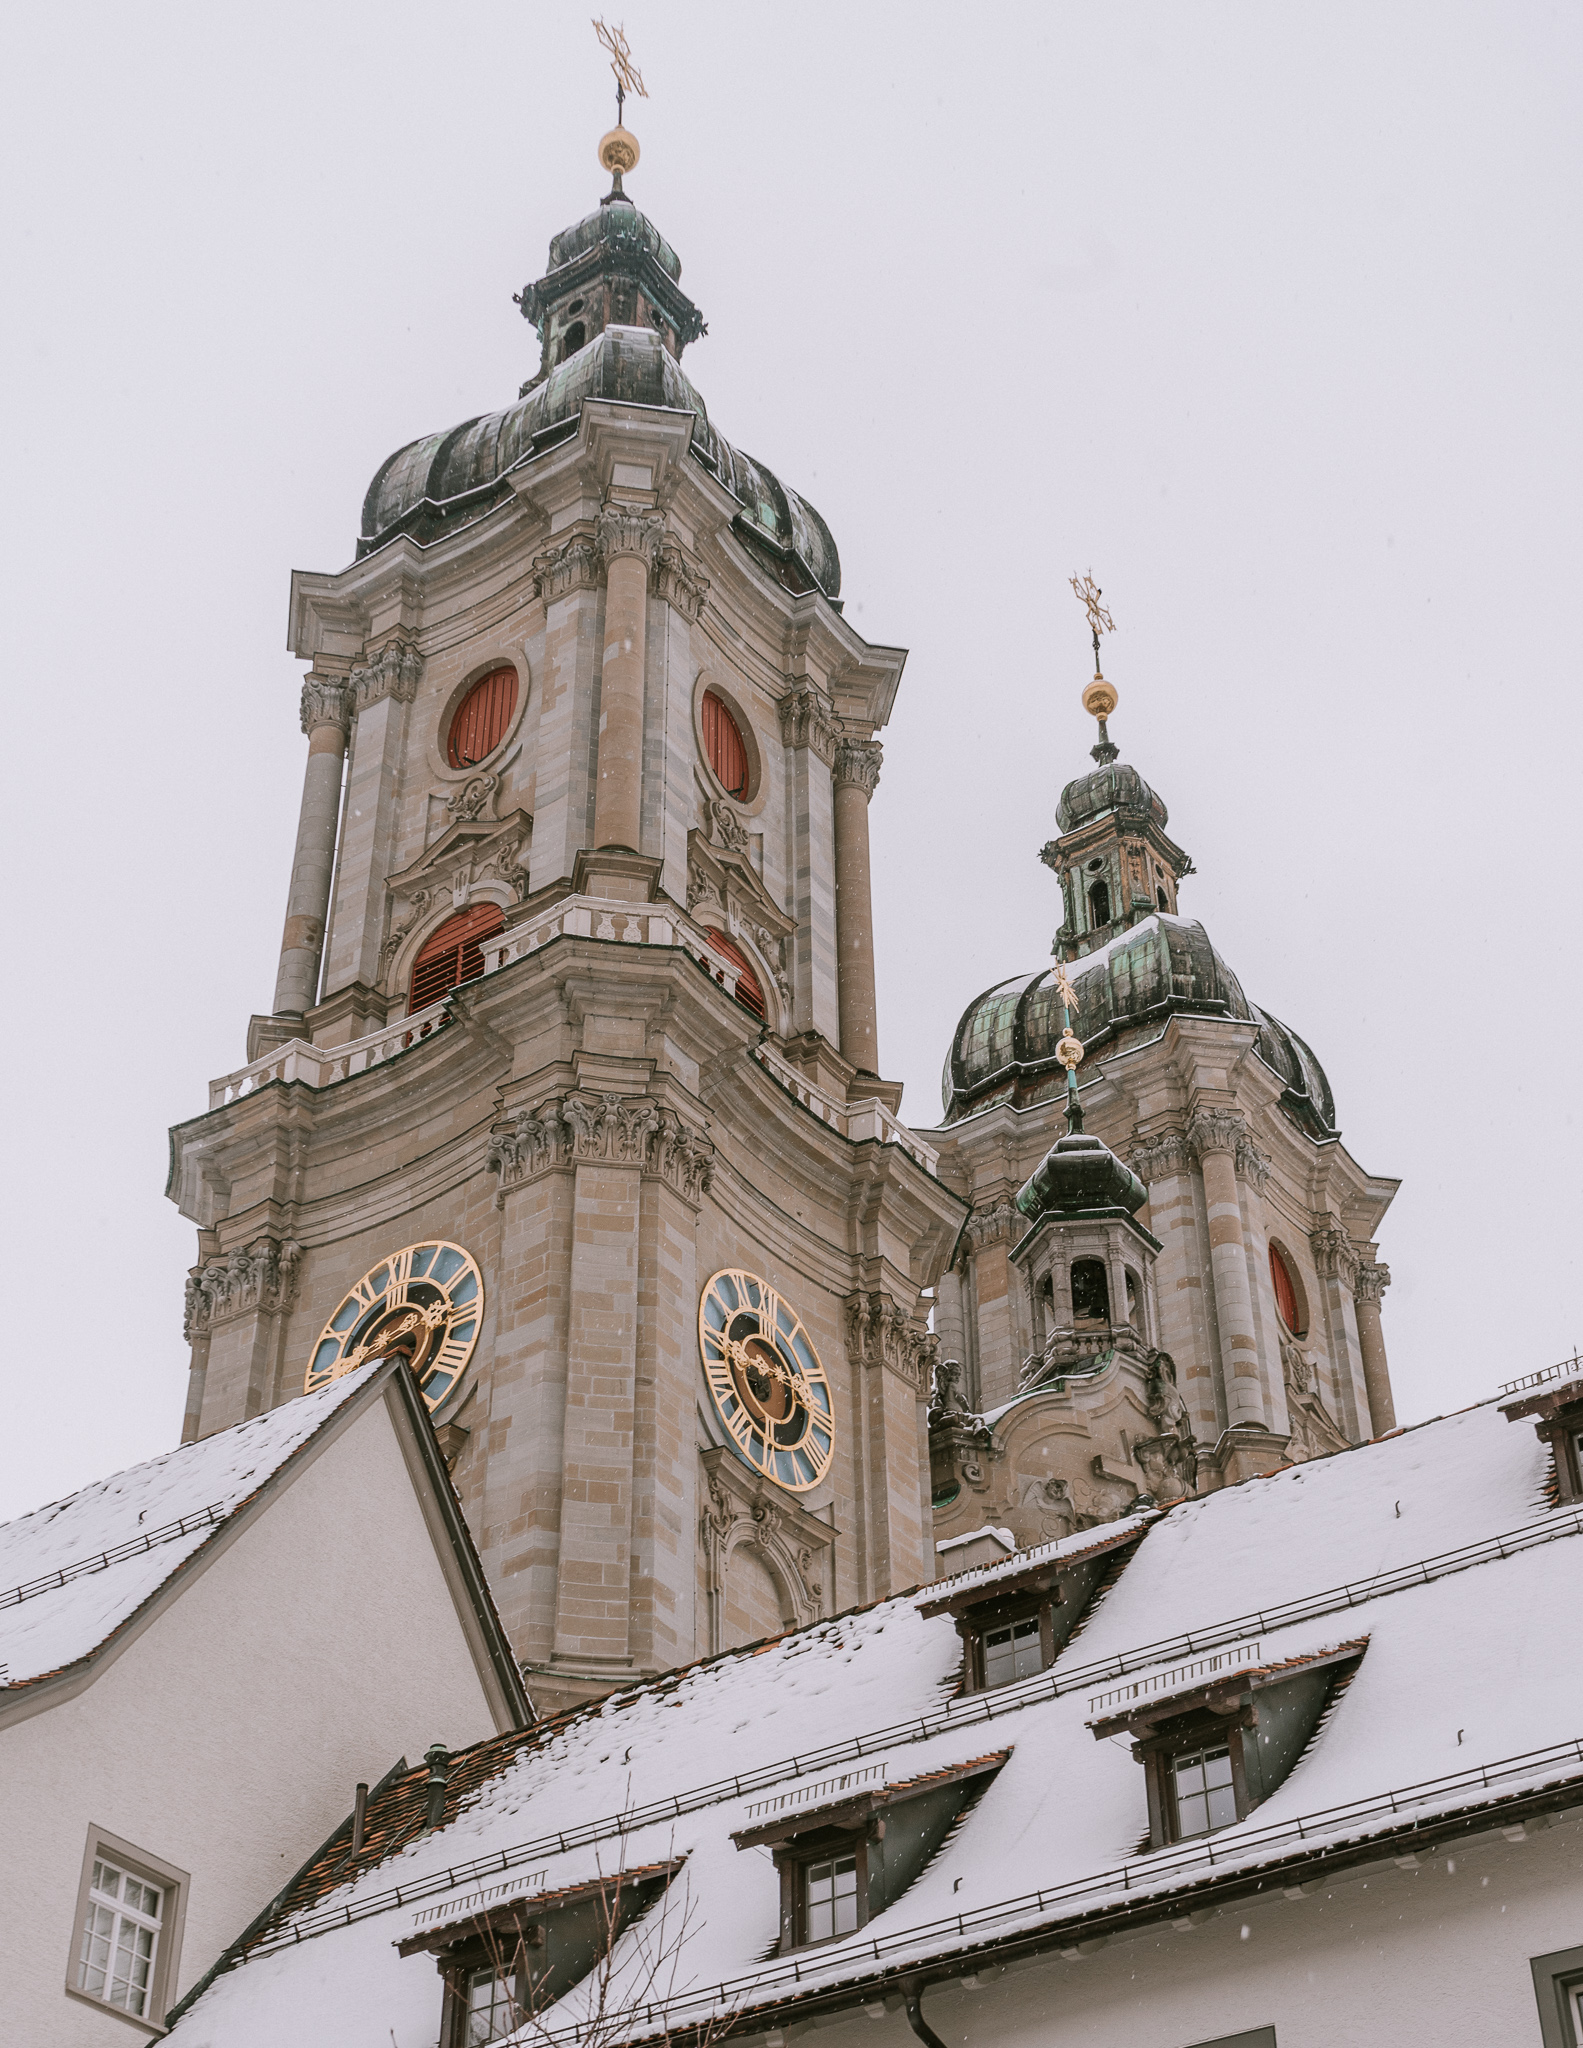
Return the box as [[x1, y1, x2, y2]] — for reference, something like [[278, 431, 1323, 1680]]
[[386, 809, 532, 902]]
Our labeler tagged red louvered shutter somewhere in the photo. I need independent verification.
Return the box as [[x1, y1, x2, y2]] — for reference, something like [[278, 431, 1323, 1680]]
[[1269, 1245, 1300, 1334], [447, 667, 519, 769], [408, 904, 505, 1015], [705, 928, 766, 1019], [701, 691, 750, 799]]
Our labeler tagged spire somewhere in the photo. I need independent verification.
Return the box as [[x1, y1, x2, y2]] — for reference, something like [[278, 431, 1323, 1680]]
[[593, 18, 647, 206], [1070, 572, 1119, 764], [1051, 961, 1085, 1136]]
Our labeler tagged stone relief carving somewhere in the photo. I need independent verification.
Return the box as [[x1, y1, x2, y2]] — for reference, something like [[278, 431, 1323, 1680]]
[[1126, 1131, 1193, 1182], [777, 688, 838, 766], [1310, 1224, 1361, 1287], [1130, 1349, 1198, 1503], [184, 1237, 303, 1339], [832, 737, 883, 796], [596, 504, 666, 565], [378, 887, 435, 975], [446, 773, 500, 823], [962, 1199, 1020, 1254], [704, 798, 750, 854], [299, 678, 352, 738], [655, 536, 709, 620], [1280, 1335, 1349, 1464], [844, 1292, 937, 1393], [1234, 1132, 1272, 1192], [349, 641, 423, 714], [486, 1094, 714, 1205], [532, 533, 601, 602]]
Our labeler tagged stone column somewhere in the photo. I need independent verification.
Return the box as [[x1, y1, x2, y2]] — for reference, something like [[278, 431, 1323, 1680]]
[[1189, 1111, 1265, 1430], [272, 677, 352, 1017], [832, 738, 883, 1076], [1130, 1133, 1219, 1450], [778, 690, 841, 1042], [593, 507, 664, 853], [322, 644, 421, 998], [1353, 1262, 1396, 1434]]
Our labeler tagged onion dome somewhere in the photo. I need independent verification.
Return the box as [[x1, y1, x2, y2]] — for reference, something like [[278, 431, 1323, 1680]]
[[1015, 1130, 1149, 1227], [355, 193, 840, 600], [1056, 760, 1169, 834], [940, 913, 1336, 1140]]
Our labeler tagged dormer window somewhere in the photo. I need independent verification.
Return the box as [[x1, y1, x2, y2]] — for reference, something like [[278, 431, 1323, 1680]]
[[1501, 1360, 1583, 1503], [919, 1521, 1146, 1693], [1088, 1641, 1364, 1849], [731, 1756, 1005, 1954]]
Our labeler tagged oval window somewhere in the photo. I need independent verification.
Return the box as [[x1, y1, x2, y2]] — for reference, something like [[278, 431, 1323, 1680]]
[[447, 666, 518, 769], [1269, 1245, 1301, 1334], [409, 903, 505, 1015], [705, 928, 765, 1019], [701, 690, 750, 800]]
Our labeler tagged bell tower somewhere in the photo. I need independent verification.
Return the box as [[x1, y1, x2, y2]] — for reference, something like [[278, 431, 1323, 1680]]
[[169, 118, 963, 1713]]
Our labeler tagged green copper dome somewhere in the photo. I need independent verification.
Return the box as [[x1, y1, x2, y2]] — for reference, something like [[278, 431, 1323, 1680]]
[[1056, 760, 1169, 833]]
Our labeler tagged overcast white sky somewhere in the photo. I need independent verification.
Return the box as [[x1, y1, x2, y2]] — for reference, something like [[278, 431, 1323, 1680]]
[[2, 3, 1578, 1522]]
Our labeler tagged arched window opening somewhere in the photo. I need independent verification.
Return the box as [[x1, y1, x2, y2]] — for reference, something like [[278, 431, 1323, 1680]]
[[705, 928, 766, 1019], [701, 691, 751, 799], [1072, 1258, 1111, 1324], [408, 903, 504, 1015], [1088, 877, 1112, 927], [1157, 886, 1169, 910], [560, 320, 586, 360], [1125, 1269, 1140, 1326], [447, 666, 518, 769], [1269, 1245, 1302, 1334]]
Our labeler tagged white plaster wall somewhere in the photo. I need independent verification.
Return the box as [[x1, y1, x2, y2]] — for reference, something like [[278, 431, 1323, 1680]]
[[796, 1822, 1583, 2048], [0, 1393, 508, 2045]]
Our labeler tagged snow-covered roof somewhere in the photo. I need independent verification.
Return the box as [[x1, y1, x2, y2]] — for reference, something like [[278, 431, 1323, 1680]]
[[164, 1396, 1583, 2048], [0, 1364, 382, 1694]]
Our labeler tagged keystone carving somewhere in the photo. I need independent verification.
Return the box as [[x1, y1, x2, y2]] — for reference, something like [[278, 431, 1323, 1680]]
[[1187, 1109, 1244, 1160], [777, 688, 838, 767], [1354, 1260, 1392, 1306], [486, 1094, 715, 1205], [833, 737, 883, 797], [299, 678, 353, 738], [844, 1292, 937, 1393], [1310, 1224, 1361, 1287], [349, 641, 423, 713], [184, 1237, 304, 1339]]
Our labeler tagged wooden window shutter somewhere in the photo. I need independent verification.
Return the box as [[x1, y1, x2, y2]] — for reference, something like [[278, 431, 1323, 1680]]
[[701, 691, 750, 799], [704, 928, 766, 1019], [447, 667, 518, 769], [1269, 1245, 1300, 1333], [409, 904, 505, 1015]]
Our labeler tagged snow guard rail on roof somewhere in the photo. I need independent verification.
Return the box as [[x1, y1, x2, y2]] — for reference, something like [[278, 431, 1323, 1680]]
[[0, 1501, 231, 1612]]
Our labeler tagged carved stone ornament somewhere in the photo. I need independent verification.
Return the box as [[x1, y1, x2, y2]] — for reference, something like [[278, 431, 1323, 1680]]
[[486, 1094, 714, 1206], [777, 688, 838, 767], [655, 536, 709, 621], [833, 737, 883, 797], [1234, 1132, 1272, 1192], [349, 640, 422, 714], [299, 678, 353, 738], [705, 798, 750, 854], [184, 1237, 304, 1339], [1126, 1131, 1192, 1182], [532, 533, 602, 603], [596, 504, 667, 566], [379, 887, 435, 973], [1354, 1260, 1392, 1306], [1187, 1109, 1244, 1160], [962, 1198, 1020, 1254], [446, 773, 500, 824], [844, 1291, 937, 1394], [1310, 1223, 1362, 1287]]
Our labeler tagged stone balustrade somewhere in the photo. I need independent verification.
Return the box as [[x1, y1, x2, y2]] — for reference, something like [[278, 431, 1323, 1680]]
[[753, 1042, 940, 1175], [208, 1002, 450, 1108]]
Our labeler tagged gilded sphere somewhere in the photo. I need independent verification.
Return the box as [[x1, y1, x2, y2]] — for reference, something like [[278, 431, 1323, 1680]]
[[1056, 1031, 1086, 1070], [598, 125, 641, 174], [1082, 677, 1119, 720]]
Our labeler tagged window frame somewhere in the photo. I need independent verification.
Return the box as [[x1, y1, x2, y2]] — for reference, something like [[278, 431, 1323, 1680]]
[[446, 664, 520, 771], [65, 1826, 189, 2032], [1531, 1942, 1583, 2048]]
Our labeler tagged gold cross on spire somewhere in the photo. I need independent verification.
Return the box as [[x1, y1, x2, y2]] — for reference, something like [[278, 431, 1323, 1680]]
[[1070, 570, 1120, 759], [1069, 572, 1116, 666], [593, 19, 648, 117]]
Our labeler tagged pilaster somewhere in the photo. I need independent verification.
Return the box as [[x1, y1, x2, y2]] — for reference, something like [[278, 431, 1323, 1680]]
[[845, 1291, 937, 1600]]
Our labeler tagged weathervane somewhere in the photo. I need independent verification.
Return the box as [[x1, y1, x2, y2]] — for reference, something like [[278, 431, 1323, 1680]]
[[592, 19, 648, 188], [1070, 571, 1120, 766]]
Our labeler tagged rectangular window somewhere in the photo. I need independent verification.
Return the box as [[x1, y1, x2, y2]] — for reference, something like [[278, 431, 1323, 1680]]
[[983, 1616, 1042, 1688], [1173, 1745, 1237, 1838], [465, 1964, 519, 2045], [804, 1855, 858, 1943], [77, 1857, 163, 2015], [1530, 1941, 1583, 2046]]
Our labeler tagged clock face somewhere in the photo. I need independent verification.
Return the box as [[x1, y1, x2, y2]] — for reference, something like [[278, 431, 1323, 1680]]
[[699, 1269, 834, 1492], [304, 1242, 483, 1411]]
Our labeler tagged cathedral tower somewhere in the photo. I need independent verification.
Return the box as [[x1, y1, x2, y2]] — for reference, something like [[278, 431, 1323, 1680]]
[[168, 154, 963, 1713]]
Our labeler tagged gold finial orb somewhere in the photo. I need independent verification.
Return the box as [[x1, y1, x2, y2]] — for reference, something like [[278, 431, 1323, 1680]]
[[1056, 1031, 1086, 1070], [598, 125, 640, 175], [1082, 677, 1119, 721]]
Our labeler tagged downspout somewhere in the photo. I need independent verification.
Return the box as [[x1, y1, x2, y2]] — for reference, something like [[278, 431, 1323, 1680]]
[[903, 1982, 949, 2048]]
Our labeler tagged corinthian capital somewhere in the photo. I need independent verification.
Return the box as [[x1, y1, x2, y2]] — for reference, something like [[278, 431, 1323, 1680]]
[[1310, 1223, 1362, 1287], [597, 504, 666, 567], [833, 737, 883, 796], [1354, 1260, 1392, 1306], [1187, 1108, 1244, 1160], [778, 688, 839, 766], [299, 677, 353, 738], [350, 640, 423, 713]]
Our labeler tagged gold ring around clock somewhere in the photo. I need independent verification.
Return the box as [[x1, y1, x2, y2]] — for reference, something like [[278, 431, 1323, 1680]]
[[304, 1242, 484, 1412]]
